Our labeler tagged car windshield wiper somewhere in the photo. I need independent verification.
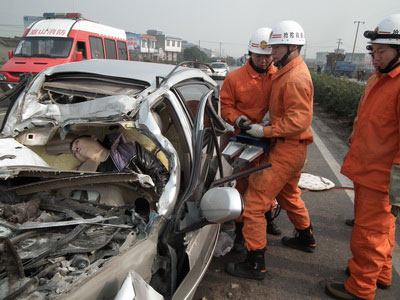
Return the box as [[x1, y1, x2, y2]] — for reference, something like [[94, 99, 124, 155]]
[[14, 54, 32, 57], [32, 54, 52, 58]]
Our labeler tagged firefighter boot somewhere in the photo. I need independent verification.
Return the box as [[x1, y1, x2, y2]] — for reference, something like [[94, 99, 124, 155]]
[[325, 283, 367, 300], [225, 249, 266, 280], [282, 225, 316, 253], [265, 210, 282, 235]]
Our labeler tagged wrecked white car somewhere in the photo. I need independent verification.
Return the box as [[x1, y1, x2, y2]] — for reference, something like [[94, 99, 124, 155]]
[[0, 60, 243, 300]]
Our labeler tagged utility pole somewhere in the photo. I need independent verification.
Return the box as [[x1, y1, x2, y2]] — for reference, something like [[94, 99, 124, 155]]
[[336, 38, 342, 54], [219, 42, 222, 58], [351, 21, 365, 63], [199, 40, 201, 49], [303, 42, 307, 60], [333, 38, 342, 74]]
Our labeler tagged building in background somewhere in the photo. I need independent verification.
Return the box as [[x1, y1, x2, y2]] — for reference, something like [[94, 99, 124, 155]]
[[344, 52, 373, 70], [0, 37, 19, 65], [126, 33, 158, 61], [140, 34, 157, 61], [164, 35, 182, 62], [126, 32, 141, 60], [147, 30, 182, 62]]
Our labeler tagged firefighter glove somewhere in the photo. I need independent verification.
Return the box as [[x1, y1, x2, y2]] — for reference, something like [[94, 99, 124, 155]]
[[235, 115, 251, 128], [389, 165, 400, 217], [246, 124, 264, 138]]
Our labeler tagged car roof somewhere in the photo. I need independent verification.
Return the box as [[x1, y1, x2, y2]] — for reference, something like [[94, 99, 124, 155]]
[[42, 59, 194, 88]]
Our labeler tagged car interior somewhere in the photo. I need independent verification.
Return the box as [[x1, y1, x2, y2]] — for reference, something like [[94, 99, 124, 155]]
[[10, 122, 170, 203]]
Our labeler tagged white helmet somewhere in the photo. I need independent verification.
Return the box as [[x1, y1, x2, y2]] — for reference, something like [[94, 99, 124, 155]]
[[248, 27, 273, 55], [364, 14, 400, 45], [268, 20, 305, 45]]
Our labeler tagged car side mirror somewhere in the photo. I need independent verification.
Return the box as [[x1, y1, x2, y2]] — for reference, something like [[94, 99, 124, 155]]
[[175, 187, 243, 234], [75, 51, 83, 62], [200, 187, 243, 223]]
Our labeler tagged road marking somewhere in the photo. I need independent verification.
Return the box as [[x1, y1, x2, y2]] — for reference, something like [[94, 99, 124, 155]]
[[312, 128, 400, 278], [312, 128, 354, 201]]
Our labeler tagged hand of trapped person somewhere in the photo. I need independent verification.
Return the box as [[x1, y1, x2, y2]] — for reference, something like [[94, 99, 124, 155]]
[[389, 165, 400, 217], [235, 115, 251, 128], [245, 124, 264, 138]]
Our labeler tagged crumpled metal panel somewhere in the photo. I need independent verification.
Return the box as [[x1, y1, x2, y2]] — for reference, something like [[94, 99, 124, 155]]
[[0, 191, 163, 300], [136, 97, 180, 218], [3, 93, 141, 137], [0, 138, 50, 170], [57, 217, 163, 300], [114, 270, 164, 300]]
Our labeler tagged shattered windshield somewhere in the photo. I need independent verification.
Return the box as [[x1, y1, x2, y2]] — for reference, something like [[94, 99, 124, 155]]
[[15, 37, 73, 58]]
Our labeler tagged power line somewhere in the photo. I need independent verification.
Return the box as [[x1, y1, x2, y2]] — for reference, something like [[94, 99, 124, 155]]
[[199, 40, 246, 46], [0, 24, 24, 28]]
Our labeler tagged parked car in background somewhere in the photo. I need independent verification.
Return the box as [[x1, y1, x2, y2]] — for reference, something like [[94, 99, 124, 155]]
[[0, 60, 242, 300], [209, 61, 230, 80]]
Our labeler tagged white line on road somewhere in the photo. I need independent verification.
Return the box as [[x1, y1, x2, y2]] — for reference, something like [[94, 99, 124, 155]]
[[312, 128, 400, 278], [312, 128, 354, 202]]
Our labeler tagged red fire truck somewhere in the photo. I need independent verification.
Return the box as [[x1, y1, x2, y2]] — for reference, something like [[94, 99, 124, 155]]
[[0, 13, 129, 91]]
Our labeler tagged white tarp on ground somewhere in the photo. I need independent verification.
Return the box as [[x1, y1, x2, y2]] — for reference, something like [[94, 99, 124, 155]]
[[298, 172, 335, 191]]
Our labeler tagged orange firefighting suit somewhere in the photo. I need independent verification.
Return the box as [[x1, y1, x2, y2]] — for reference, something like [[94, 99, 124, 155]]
[[221, 59, 277, 195], [242, 56, 314, 250], [340, 65, 400, 300]]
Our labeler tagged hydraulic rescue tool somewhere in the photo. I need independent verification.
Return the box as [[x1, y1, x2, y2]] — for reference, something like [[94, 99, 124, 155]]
[[222, 120, 270, 171]]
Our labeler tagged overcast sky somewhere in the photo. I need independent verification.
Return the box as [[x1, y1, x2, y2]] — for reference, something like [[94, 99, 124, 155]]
[[1, 0, 399, 59]]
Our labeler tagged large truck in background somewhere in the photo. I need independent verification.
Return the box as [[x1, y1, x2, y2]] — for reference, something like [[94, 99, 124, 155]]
[[0, 13, 129, 92], [324, 52, 356, 77]]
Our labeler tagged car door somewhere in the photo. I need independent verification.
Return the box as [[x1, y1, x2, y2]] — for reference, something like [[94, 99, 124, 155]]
[[172, 81, 225, 201], [148, 80, 229, 300], [170, 87, 228, 300]]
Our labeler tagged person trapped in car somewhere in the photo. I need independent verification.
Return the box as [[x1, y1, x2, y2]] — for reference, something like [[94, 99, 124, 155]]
[[226, 20, 316, 280], [325, 14, 400, 300], [220, 27, 281, 252], [71, 133, 169, 194]]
